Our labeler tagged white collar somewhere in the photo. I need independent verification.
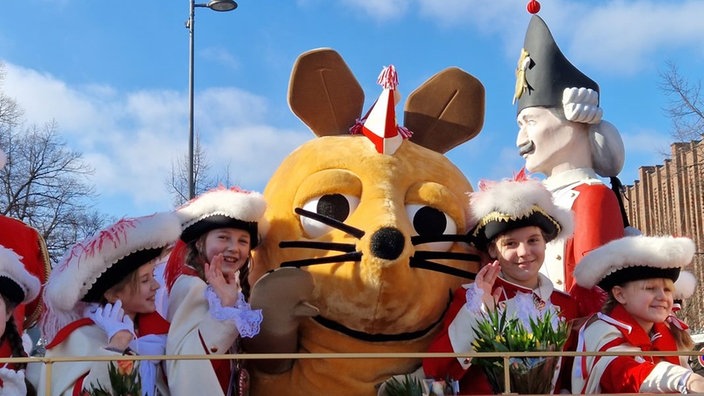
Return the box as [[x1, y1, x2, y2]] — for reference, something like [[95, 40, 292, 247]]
[[597, 312, 633, 334], [495, 273, 555, 302], [534, 273, 555, 300], [543, 168, 600, 191]]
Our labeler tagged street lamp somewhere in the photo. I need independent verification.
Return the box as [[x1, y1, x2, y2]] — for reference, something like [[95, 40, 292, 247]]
[[187, 0, 238, 199]]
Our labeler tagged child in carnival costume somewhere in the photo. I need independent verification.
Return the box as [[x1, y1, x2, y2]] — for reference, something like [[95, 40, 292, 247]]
[[0, 145, 51, 375], [164, 186, 266, 396], [0, 246, 41, 395], [31, 212, 180, 396], [572, 235, 704, 393], [423, 169, 577, 394]]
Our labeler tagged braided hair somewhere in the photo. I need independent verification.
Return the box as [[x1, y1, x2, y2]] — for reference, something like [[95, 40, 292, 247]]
[[1, 316, 26, 366], [1, 297, 37, 396]]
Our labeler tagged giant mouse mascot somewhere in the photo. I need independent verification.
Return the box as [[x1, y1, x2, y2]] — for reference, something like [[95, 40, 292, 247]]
[[513, 6, 629, 317], [243, 48, 486, 396]]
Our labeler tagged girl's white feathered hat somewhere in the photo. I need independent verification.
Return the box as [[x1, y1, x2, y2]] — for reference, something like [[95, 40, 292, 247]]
[[468, 169, 573, 250], [45, 211, 181, 311], [176, 186, 268, 247], [574, 235, 695, 292], [0, 245, 41, 305]]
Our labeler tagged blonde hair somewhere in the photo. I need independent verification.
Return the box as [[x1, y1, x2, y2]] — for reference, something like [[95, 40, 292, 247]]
[[603, 279, 694, 350], [102, 259, 157, 305]]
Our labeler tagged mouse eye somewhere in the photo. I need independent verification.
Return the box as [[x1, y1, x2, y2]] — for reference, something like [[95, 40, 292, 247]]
[[300, 193, 360, 238], [406, 204, 457, 250]]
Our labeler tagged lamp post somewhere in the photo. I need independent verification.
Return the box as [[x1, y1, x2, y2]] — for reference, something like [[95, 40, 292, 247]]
[[187, 0, 238, 199]]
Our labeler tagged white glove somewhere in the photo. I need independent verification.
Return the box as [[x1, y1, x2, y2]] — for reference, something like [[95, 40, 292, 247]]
[[87, 300, 135, 341], [0, 367, 27, 396]]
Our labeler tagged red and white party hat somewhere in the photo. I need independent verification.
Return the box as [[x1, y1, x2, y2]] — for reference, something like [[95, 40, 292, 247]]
[[359, 65, 409, 155]]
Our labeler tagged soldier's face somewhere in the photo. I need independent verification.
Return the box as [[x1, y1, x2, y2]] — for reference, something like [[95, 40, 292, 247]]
[[516, 107, 582, 177]]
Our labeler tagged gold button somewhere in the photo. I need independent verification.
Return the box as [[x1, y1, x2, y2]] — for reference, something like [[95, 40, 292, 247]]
[[557, 280, 563, 285], [556, 255, 562, 260]]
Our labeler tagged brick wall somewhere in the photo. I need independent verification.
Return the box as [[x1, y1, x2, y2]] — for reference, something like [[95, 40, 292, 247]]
[[622, 139, 704, 331]]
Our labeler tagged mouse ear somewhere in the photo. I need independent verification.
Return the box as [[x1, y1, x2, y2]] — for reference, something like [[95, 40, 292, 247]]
[[288, 48, 365, 137], [404, 67, 485, 153]]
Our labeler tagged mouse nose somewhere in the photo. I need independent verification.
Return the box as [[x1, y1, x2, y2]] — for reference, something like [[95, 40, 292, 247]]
[[369, 227, 405, 260]]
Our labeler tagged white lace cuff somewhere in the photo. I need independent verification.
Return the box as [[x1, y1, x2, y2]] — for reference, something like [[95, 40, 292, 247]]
[[204, 286, 263, 338], [464, 283, 484, 313]]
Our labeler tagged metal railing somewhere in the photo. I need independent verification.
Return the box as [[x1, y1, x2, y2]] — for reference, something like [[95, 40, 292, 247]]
[[3, 349, 704, 395]]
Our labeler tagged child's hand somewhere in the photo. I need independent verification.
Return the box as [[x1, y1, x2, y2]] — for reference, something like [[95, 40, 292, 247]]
[[475, 260, 502, 309], [87, 300, 135, 346], [205, 253, 240, 307]]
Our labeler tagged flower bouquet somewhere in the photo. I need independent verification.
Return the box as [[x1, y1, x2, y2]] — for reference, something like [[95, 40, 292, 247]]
[[83, 360, 142, 396], [471, 293, 570, 395]]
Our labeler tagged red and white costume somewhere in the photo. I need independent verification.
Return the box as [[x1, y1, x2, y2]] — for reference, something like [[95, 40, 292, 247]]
[[0, 244, 43, 394], [30, 312, 170, 396], [0, 216, 50, 361], [423, 273, 577, 394], [166, 271, 261, 396], [572, 304, 693, 394], [164, 187, 266, 396], [543, 168, 624, 317]]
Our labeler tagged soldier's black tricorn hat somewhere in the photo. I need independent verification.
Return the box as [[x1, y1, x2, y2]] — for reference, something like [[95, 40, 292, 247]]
[[514, 15, 599, 115]]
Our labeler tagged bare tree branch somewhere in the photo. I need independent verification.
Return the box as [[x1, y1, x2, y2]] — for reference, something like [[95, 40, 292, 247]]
[[659, 60, 704, 142], [0, 64, 24, 133], [0, 121, 108, 261], [167, 132, 216, 206], [0, 65, 109, 262]]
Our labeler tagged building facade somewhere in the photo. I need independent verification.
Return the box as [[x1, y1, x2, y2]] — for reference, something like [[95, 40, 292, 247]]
[[622, 139, 704, 331]]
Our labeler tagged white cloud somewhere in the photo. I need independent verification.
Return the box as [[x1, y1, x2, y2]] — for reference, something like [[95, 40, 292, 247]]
[[196, 87, 269, 128], [385, 0, 704, 75], [3, 64, 121, 139], [1, 62, 305, 217], [416, 0, 521, 31], [125, 90, 184, 129], [621, 128, 672, 159], [205, 125, 311, 191], [447, 124, 525, 189], [565, 1, 704, 74]]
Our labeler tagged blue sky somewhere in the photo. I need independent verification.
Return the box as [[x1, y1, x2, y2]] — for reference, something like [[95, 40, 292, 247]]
[[1, 0, 703, 219]]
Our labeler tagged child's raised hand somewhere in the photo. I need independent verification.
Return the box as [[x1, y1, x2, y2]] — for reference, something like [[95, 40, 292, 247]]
[[475, 260, 502, 309], [204, 253, 240, 307]]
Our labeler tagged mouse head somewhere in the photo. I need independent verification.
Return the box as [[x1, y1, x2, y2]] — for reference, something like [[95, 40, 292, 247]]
[[252, 48, 485, 374]]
